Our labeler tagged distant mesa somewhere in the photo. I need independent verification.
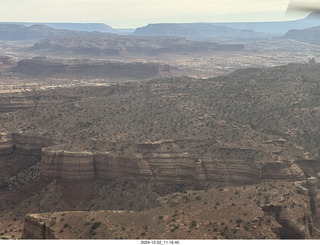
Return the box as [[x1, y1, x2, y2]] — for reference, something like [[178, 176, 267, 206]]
[[10, 58, 171, 79], [133, 13, 320, 39], [38, 23, 117, 33], [283, 26, 320, 45], [0, 22, 117, 39], [1, 13, 320, 42], [0, 23, 118, 41], [133, 23, 265, 39], [0, 23, 79, 41], [29, 35, 244, 57]]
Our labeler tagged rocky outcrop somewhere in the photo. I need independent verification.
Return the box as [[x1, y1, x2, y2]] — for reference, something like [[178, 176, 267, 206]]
[[22, 215, 56, 239], [0, 132, 53, 181], [0, 96, 34, 113], [94, 152, 152, 180], [41, 146, 305, 192], [41, 150, 94, 181], [11, 58, 171, 79], [261, 161, 304, 181], [263, 203, 313, 239]]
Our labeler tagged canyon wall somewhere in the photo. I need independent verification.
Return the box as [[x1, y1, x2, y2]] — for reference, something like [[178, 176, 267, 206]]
[[41, 147, 305, 191], [0, 132, 52, 180], [0, 132, 309, 193], [41, 150, 94, 181]]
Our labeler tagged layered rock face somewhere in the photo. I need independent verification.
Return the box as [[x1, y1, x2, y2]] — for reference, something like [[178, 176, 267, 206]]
[[41, 145, 305, 192], [0, 96, 34, 113], [22, 215, 56, 239], [0, 132, 52, 180], [42, 150, 94, 181], [11, 58, 171, 79]]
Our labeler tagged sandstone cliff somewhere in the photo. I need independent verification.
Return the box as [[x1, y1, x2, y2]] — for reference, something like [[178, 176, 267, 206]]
[[41, 150, 94, 181], [41, 144, 305, 193], [1, 132, 306, 193]]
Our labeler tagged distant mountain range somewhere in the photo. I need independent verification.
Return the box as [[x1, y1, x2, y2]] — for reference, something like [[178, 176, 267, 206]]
[[283, 26, 320, 44], [212, 12, 320, 35], [0, 24, 85, 41], [133, 23, 268, 40], [133, 13, 320, 40], [1, 13, 320, 42], [0, 22, 117, 33], [282, 13, 320, 45]]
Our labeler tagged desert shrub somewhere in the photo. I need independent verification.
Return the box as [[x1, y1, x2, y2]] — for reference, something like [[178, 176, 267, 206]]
[[90, 222, 102, 231], [191, 220, 197, 227]]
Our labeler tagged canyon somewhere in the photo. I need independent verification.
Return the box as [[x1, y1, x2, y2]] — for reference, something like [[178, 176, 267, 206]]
[[0, 131, 306, 193], [2, 9, 320, 240], [2, 49, 320, 239], [1, 130, 320, 239], [20, 179, 320, 239]]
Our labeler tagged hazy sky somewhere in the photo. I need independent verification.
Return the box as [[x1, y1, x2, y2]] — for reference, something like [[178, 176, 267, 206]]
[[0, 0, 307, 28]]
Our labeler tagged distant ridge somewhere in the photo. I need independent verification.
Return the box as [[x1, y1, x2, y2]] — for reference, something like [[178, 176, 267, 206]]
[[213, 12, 320, 35], [0, 22, 117, 34], [0, 24, 83, 40], [283, 25, 320, 44], [133, 13, 320, 40], [133, 23, 266, 40]]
